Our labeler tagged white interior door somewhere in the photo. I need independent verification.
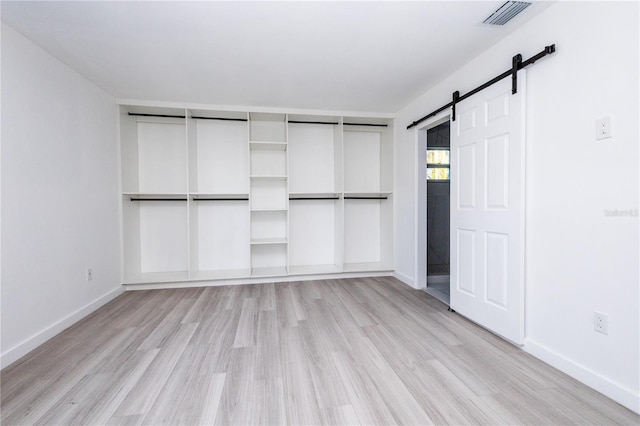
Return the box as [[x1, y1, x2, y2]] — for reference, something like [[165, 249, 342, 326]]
[[450, 72, 526, 344]]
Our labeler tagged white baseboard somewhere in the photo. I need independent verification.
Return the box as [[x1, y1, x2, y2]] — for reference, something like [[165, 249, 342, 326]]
[[524, 339, 640, 414], [0, 286, 125, 370], [393, 271, 416, 288]]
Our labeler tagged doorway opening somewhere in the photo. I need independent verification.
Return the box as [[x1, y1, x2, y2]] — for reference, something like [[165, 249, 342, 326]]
[[424, 121, 450, 304]]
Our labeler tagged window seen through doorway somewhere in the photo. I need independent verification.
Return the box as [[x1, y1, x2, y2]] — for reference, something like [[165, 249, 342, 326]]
[[426, 149, 450, 180]]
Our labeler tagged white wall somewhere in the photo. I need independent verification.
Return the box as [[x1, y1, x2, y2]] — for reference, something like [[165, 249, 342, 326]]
[[394, 2, 639, 413], [1, 24, 123, 368]]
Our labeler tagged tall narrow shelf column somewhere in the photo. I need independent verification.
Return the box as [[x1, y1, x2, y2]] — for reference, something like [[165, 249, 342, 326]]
[[288, 115, 343, 275], [120, 106, 190, 283], [342, 118, 394, 272], [249, 113, 288, 277], [187, 110, 250, 280]]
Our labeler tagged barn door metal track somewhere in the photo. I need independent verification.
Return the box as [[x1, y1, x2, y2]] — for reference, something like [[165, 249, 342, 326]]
[[407, 44, 556, 129]]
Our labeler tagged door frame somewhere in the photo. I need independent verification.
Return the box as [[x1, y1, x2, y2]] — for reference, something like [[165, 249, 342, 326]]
[[415, 111, 450, 291]]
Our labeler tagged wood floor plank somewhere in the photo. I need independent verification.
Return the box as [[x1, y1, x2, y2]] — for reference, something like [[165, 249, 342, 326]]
[[318, 283, 369, 346], [321, 404, 360, 426], [362, 325, 473, 425], [330, 350, 397, 425], [326, 279, 377, 327], [428, 310, 520, 354], [255, 309, 282, 380], [86, 348, 160, 425], [115, 323, 198, 417], [350, 336, 435, 425], [233, 297, 257, 348], [189, 302, 241, 377], [137, 298, 194, 351], [276, 282, 306, 328], [214, 347, 256, 425], [425, 359, 509, 425], [33, 372, 109, 426], [105, 414, 143, 426], [181, 287, 219, 324], [301, 335, 351, 410], [2, 318, 125, 392], [141, 345, 210, 425], [196, 373, 226, 426], [2, 277, 638, 426], [257, 282, 276, 312], [297, 279, 323, 302], [2, 327, 135, 425], [280, 326, 323, 425], [250, 377, 286, 426]]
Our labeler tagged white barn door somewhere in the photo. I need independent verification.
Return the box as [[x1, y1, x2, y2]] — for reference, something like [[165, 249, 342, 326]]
[[450, 72, 526, 345]]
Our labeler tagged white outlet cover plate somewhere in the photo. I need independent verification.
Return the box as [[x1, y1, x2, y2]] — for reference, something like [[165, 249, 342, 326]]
[[594, 311, 609, 334], [596, 116, 613, 140]]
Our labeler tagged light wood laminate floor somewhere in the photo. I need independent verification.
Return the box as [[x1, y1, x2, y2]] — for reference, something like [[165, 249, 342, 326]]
[[2, 277, 638, 425]]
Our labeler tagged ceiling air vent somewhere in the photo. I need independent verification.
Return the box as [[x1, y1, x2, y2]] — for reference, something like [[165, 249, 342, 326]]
[[483, 1, 532, 26]]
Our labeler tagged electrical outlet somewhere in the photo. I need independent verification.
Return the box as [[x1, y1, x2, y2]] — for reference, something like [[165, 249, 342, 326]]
[[594, 312, 608, 334], [596, 116, 612, 140], [86, 267, 93, 282]]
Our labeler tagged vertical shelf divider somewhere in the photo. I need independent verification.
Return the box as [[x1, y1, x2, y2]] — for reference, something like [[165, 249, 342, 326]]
[[186, 108, 194, 279], [285, 113, 290, 276], [336, 116, 345, 272]]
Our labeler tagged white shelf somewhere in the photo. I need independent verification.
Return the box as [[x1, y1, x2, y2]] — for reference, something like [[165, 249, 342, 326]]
[[343, 262, 393, 273], [288, 264, 342, 276], [190, 193, 249, 200], [289, 192, 340, 199], [124, 271, 190, 284], [250, 238, 288, 245], [251, 266, 288, 277], [344, 192, 391, 199], [250, 141, 287, 150], [124, 192, 188, 198], [189, 269, 251, 281], [250, 175, 288, 181], [250, 208, 288, 212], [343, 191, 392, 196]]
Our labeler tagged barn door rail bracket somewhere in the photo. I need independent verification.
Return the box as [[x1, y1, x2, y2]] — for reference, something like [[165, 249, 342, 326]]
[[407, 44, 555, 129]]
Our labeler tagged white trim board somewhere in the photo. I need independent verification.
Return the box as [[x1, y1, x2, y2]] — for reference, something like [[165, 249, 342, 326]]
[[116, 98, 396, 120], [524, 339, 640, 414], [0, 286, 125, 370], [413, 112, 451, 292], [125, 271, 394, 291]]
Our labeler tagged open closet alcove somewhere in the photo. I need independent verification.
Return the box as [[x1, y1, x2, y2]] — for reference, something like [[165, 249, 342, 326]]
[[119, 105, 394, 286]]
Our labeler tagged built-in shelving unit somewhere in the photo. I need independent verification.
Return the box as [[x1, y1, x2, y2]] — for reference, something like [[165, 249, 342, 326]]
[[119, 104, 393, 286]]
